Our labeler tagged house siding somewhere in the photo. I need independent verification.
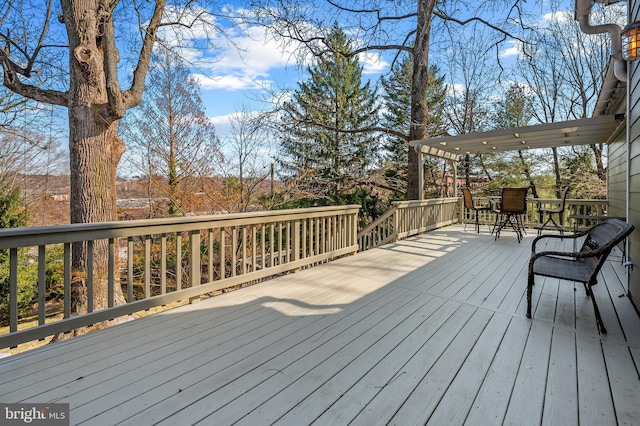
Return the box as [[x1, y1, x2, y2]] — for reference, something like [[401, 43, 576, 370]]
[[608, 129, 626, 217], [626, 0, 640, 310]]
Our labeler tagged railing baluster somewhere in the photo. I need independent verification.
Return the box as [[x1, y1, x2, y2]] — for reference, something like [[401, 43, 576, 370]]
[[161, 234, 167, 294], [127, 237, 134, 302], [231, 227, 237, 277], [269, 223, 275, 267], [315, 218, 320, 255], [87, 240, 94, 313], [189, 230, 201, 290], [261, 224, 266, 270], [38, 246, 46, 326], [241, 226, 247, 275], [285, 221, 291, 263], [293, 220, 300, 262], [9, 248, 17, 332], [278, 222, 284, 264], [176, 233, 182, 290], [108, 238, 115, 308], [220, 228, 226, 279], [144, 236, 151, 298], [63, 242, 71, 319], [301, 219, 307, 259], [251, 226, 257, 273], [208, 230, 214, 282]]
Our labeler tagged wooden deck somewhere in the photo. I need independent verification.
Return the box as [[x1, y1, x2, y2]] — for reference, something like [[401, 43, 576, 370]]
[[1, 224, 639, 425]]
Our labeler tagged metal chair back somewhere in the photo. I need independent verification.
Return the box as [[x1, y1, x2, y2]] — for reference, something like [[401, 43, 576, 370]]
[[500, 187, 528, 214], [462, 187, 475, 209]]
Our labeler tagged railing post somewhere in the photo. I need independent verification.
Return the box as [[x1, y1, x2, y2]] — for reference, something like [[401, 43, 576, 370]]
[[292, 220, 301, 272], [352, 210, 358, 248], [189, 230, 201, 304], [392, 204, 400, 242]]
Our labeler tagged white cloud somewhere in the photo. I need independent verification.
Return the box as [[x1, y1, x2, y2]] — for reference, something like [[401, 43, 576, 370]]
[[192, 23, 300, 92], [542, 10, 571, 26], [359, 51, 389, 75], [193, 72, 272, 91], [500, 40, 520, 58]]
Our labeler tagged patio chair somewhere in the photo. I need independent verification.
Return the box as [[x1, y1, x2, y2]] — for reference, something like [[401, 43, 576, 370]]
[[527, 218, 634, 334], [492, 187, 529, 242], [537, 186, 569, 236], [462, 187, 491, 233]]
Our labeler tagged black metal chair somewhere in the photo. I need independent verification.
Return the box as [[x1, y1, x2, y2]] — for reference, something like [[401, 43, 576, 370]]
[[537, 187, 569, 236], [527, 218, 634, 334], [462, 187, 491, 233], [492, 187, 529, 242]]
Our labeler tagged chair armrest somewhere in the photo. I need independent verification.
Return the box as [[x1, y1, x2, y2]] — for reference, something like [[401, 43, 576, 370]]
[[530, 248, 605, 263], [531, 230, 587, 253]]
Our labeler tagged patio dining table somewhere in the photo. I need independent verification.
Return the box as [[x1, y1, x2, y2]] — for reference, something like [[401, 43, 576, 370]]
[[489, 187, 529, 242]]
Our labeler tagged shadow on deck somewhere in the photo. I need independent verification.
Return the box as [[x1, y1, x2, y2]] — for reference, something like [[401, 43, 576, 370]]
[[1, 224, 639, 425]]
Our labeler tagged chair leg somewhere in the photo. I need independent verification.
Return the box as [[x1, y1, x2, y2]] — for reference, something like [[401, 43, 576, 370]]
[[588, 286, 607, 334], [538, 214, 564, 237], [526, 275, 534, 318], [464, 209, 468, 232], [491, 213, 499, 235], [475, 209, 480, 233]]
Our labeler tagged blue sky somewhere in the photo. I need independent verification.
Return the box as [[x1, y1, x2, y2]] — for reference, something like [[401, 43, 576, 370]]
[[131, 0, 623, 171], [178, 9, 392, 147], [183, 1, 572, 143]]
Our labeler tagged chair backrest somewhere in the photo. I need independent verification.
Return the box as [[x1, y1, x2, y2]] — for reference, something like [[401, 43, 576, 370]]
[[579, 218, 634, 276], [500, 187, 528, 213], [462, 187, 474, 209]]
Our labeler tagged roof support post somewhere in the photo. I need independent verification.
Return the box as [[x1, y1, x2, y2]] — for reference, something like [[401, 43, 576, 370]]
[[450, 159, 457, 198], [417, 149, 424, 200]]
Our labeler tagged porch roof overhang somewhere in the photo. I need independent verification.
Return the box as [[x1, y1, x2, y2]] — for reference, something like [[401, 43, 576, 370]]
[[409, 114, 623, 161]]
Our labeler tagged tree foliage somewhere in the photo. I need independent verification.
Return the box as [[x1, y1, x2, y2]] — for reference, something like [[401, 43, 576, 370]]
[[381, 56, 448, 198], [277, 25, 381, 207], [0, 184, 36, 324], [249, 0, 530, 199], [120, 45, 221, 217]]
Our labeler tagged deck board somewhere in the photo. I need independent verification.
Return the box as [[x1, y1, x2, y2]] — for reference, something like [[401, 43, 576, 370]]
[[1, 224, 639, 425]]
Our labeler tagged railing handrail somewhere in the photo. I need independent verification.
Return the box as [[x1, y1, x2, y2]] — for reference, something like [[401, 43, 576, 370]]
[[357, 204, 398, 237], [0, 205, 360, 249]]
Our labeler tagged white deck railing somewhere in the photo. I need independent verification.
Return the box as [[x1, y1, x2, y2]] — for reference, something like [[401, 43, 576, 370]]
[[0, 205, 360, 349], [466, 198, 609, 232], [358, 197, 610, 252], [357, 198, 460, 251], [1, 197, 609, 349]]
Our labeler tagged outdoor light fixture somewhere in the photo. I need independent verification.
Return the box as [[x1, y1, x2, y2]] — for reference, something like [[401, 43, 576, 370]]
[[621, 21, 640, 61]]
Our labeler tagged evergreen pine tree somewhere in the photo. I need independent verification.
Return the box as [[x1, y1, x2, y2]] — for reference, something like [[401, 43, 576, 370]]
[[380, 57, 447, 198], [277, 24, 380, 204]]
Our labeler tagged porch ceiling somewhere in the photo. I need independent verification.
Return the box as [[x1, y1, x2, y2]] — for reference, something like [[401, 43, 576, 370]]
[[409, 114, 623, 161]]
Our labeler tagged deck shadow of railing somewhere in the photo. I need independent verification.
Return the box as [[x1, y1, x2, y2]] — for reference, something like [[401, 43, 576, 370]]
[[0, 205, 360, 349]]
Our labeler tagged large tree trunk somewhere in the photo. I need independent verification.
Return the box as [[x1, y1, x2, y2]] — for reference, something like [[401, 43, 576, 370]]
[[65, 0, 126, 314], [552, 147, 562, 198], [518, 151, 538, 198], [590, 143, 606, 181], [69, 119, 125, 313], [407, 0, 437, 200]]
